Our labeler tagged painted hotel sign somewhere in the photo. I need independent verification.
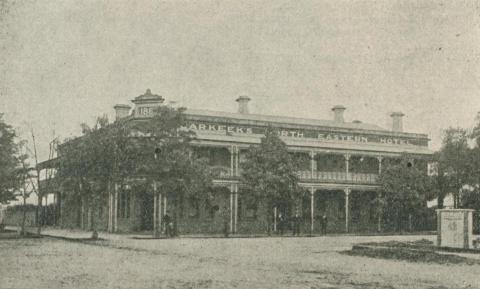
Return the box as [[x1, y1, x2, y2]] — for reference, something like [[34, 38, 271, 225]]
[[184, 121, 428, 147]]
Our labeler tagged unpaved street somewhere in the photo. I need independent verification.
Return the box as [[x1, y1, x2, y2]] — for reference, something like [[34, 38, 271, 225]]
[[1, 235, 479, 289]]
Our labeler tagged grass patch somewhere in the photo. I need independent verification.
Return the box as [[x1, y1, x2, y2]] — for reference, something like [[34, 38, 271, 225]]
[[0, 229, 42, 240], [342, 239, 480, 265], [359, 238, 434, 249]]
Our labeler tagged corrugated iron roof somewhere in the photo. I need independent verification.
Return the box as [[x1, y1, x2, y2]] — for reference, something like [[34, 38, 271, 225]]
[[185, 108, 388, 132]]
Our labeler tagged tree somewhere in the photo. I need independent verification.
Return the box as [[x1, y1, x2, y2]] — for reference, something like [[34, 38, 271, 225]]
[[461, 114, 480, 210], [0, 114, 20, 204], [378, 154, 431, 232], [435, 128, 471, 208], [57, 106, 213, 238], [133, 106, 213, 237], [28, 128, 48, 235], [471, 112, 480, 147], [15, 152, 35, 236], [240, 126, 301, 234], [57, 115, 135, 239]]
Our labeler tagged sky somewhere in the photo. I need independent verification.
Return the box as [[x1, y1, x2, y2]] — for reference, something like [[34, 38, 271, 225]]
[[1, 0, 480, 162]]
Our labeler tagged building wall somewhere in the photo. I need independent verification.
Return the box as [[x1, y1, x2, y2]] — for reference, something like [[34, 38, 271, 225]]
[[3, 206, 37, 227], [173, 192, 230, 234]]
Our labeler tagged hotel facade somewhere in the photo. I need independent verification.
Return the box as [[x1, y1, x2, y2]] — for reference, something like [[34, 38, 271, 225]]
[[47, 90, 433, 235]]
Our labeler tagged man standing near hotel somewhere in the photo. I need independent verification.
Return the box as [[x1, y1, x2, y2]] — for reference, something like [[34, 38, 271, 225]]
[[321, 215, 328, 235], [292, 212, 301, 236], [163, 213, 173, 238], [277, 213, 285, 235]]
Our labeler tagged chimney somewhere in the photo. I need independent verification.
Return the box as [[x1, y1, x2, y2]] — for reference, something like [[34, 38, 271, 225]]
[[236, 96, 251, 114], [114, 104, 131, 120], [390, 112, 405, 132], [331, 105, 346, 123]]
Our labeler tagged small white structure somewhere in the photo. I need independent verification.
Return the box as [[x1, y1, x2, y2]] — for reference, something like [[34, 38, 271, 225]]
[[427, 194, 455, 209], [437, 209, 474, 249]]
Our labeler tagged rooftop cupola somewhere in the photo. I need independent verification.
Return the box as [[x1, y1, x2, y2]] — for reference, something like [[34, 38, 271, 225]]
[[131, 89, 165, 117], [332, 105, 346, 123], [236, 96, 251, 114], [390, 112, 405, 132]]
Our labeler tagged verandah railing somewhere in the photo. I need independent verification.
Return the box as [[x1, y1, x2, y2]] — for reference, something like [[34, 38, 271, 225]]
[[213, 167, 378, 184], [297, 171, 378, 184]]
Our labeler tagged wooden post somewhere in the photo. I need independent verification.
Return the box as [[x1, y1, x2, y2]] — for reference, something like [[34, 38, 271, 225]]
[[52, 193, 56, 226], [310, 187, 315, 234], [310, 151, 316, 179], [159, 192, 163, 234], [273, 206, 277, 232], [108, 182, 112, 233], [377, 191, 382, 233], [344, 154, 350, 180], [377, 156, 383, 174], [80, 182, 84, 230], [229, 146, 234, 177], [229, 186, 234, 234], [163, 195, 167, 216], [58, 190, 63, 227], [345, 188, 351, 233], [81, 196, 85, 230], [114, 183, 118, 233], [153, 182, 158, 238], [235, 147, 239, 177], [234, 185, 238, 234]]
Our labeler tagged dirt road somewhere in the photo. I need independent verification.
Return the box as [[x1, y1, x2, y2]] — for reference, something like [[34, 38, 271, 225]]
[[1, 235, 478, 289]]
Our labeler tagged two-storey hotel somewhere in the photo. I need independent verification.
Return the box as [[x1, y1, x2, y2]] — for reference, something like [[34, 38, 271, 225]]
[[50, 90, 433, 235]]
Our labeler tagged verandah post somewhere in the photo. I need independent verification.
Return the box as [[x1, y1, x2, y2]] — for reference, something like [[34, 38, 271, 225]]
[[310, 187, 315, 235], [345, 188, 351, 233], [153, 181, 160, 238]]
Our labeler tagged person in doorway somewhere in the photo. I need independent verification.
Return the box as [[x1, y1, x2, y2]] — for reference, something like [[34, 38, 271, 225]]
[[321, 214, 327, 235]]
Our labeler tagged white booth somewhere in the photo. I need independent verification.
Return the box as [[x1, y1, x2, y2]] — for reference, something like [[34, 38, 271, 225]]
[[436, 209, 474, 249]]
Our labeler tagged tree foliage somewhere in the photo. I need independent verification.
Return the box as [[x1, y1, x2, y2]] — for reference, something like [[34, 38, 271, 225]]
[[430, 117, 480, 210], [56, 106, 213, 235], [57, 115, 132, 237], [435, 128, 471, 208], [241, 126, 301, 215], [471, 112, 480, 147], [0, 114, 22, 204], [132, 106, 213, 225], [378, 154, 431, 231], [460, 113, 480, 210]]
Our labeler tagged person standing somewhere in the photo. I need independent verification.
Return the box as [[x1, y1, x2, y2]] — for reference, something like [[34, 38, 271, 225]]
[[163, 213, 172, 238], [292, 213, 301, 236], [321, 214, 327, 235], [277, 213, 285, 235]]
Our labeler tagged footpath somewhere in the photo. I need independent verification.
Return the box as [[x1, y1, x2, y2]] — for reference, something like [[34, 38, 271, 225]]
[[5, 225, 138, 242], [5, 225, 438, 242]]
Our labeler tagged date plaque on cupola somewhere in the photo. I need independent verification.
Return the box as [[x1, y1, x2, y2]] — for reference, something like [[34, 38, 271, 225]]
[[132, 89, 165, 117]]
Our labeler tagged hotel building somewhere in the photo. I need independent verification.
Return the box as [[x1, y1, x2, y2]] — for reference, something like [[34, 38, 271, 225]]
[[45, 90, 433, 235]]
